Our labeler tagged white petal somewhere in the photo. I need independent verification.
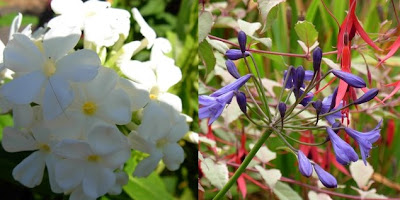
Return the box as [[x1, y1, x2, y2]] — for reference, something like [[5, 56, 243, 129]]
[[56, 49, 100, 82], [54, 139, 92, 159], [31, 123, 52, 144], [82, 166, 115, 198], [9, 13, 22, 40], [155, 63, 181, 92], [101, 147, 131, 170], [120, 60, 156, 88], [42, 76, 73, 120], [45, 154, 63, 193], [117, 78, 150, 111], [158, 93, 182, 112], [84, 67, 117, 102], [132, 8, 156, 48], [150, 38, 172, 61], [51, 0, 83, 14], [128, 131, 156, 154], [13, 104, 33, 128], [1, 70, 45, 104], [43, 26, 81, 61], [3, 33, 43, 73], [88, 125, 127, 155], [70, 185, 96, 200], [55, 159, 85, 191], [12, 151, 45, 188], [162, 143, 184, 171], [138, 101, 170, 141], [133, 151, 163, 177], [2, 127, 37, 152], [167, 114, 189, 143], [96, 88, 131, 124], [116, 41, 142, 65]]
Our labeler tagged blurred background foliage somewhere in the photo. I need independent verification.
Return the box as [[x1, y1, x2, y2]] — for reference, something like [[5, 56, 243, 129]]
[[0, 0, 198, 199], [200, 0, 400, 199]]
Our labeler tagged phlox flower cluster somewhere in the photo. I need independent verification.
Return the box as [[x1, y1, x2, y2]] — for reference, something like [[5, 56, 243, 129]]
[[0, 0, 189, 199]]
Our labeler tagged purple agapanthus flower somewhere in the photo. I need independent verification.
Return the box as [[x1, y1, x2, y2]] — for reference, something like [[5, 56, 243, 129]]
[[199, 91, 235, 125], [210, 74, 251, 97], [320, 93, 344, 125], [297, 150, 313, 177], [327, 127, 358, 165], [299, 90, 313, 106], [344, 120, 382, 165], [225, 49, 250, 60], [313, 163, 337, 188], [200, 74, 251, 125]]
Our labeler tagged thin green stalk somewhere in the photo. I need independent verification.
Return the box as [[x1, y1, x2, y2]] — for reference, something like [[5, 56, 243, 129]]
[[281, 133, 329, 146], [244, 85, 269, 121], [284, 102, 312, 122], [213, 129, 273, 200], [274, 66, 294, 120]]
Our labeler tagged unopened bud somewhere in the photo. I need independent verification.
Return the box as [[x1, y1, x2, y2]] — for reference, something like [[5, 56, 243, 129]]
[[236, 92, 247, 113], [312, 100, 322, 114], [225, 60, 241, 79], [238, 31, 247, 53], [298, 150, 313, 177], [313, 47, 322, 73], [278, 102, 287, 119], [332, 70, 366, 88], [354, 88, 379, 105], [225, 49, 250, 60], [313, 164, 338, 188]]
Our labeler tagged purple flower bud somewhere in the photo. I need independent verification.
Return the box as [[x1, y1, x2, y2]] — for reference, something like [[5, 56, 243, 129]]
[[225, 49, 250, 60], [210, 74, 251, 97], [326, 127, 358, 165], [294, 66, 305, 94], [329, 87, 338, 112], [225, 60, 241, 79], [298, 150, 313, 177], [238, 31, 247, 53], [236, 92, 247, 113], [313, 164, 337, 188], [283, 67, 295, 89], [312, 100, 322, 114], [313, 47, 322, 73], [331, 122, 341, 133], [332, 70, 366, 88], [344, 120, 382, 165], [278, 102, 286, 119], [353, 88, 379, 105]]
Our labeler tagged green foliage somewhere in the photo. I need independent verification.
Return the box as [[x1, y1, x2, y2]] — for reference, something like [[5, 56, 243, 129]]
[[294, 21, 318, 47]]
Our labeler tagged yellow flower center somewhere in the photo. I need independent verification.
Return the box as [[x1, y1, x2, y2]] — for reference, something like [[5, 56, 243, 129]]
[[82, 101, 97, 115], [87, 155, 100, 162], [149, 86, 160, 100], [43, 59, 56, 77], [156, 138, 168, 148], [34, 40, 44, 53], [38, 143, 51, 152]]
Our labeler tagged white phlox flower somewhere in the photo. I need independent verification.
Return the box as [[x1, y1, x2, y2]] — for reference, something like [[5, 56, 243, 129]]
[[128, 101, 189, 177], [49, 0, 130, 47], [54, 125, 131, 199], [131, 7, 156, 48], [61, 67, 132, 137], [1, 28, 100, 120], [119, 46, 183, 111], [1, 125, 63, 193]]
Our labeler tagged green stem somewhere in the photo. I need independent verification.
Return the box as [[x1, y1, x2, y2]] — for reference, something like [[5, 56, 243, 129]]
[[213, 129, 273, 200]]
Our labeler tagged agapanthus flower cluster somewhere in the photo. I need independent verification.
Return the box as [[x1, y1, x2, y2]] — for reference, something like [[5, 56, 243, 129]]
[[0, 1, 189, 199], [199, 30, 382, 191]]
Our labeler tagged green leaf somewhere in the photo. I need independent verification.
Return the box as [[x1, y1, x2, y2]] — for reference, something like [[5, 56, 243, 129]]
[[123, 173, 174, 200], [294, 21, 318, 47], [199, 11, 213, 43], [273, 181, 302, 200], [257, 0, 285, 32], [198, 40, 216, 73]]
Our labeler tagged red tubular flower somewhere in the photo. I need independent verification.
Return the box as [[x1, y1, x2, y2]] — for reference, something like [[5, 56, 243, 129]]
[[377, 34, 400, 67], [337, 0, 382, 61]]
